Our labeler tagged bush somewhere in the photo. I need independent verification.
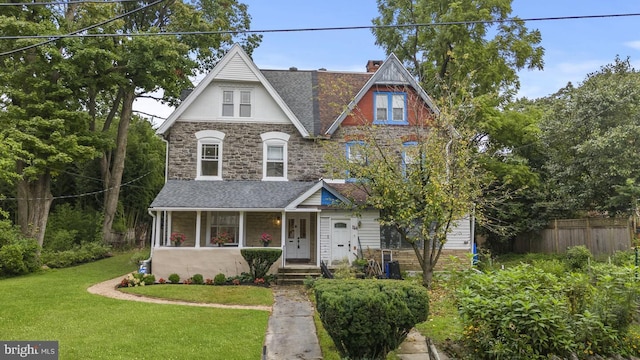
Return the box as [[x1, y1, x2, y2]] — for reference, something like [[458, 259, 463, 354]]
[[168, 273, 180, 284], [44, 204, 102, 250], [565, 245, 592, 271], [240, 248, 282, 280], [40, 242, 111, 268], [214, 273, 226, 285], [314, 279, 429, 360], [0, 239, 40, 276], [191, 274, 204, 285], [119, 273, 155, 287], [0, 220, 40, 277]]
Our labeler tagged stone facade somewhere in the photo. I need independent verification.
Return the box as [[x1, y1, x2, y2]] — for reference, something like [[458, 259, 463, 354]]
[[166, 121, 327, 181]]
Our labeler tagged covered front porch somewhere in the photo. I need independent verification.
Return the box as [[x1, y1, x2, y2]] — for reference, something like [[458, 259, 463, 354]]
[[148, 209, 320, 279]]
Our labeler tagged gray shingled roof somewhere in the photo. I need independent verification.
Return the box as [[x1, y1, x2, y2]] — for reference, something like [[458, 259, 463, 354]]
[[261, 69, 319, 136], [149, 180, 317, 209]]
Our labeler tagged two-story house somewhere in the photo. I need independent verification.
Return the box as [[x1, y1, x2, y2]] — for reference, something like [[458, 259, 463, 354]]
[[147, 44, 473, 280]]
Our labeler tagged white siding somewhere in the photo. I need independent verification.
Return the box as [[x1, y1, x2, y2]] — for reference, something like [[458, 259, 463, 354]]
[[179, 81, 291, 123], [445, 216, 472, 250], [300, 190, 322, 206], [356, 211, 381, 250], [217, 53, 260, 82], [319, 216, 331, 263]]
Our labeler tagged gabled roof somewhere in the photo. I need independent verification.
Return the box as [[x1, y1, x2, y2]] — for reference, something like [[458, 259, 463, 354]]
[[285, 180, 351, 210], [156, 44, 310, 138], [149, 180, 317, 210], [324, 53, 440, 136]]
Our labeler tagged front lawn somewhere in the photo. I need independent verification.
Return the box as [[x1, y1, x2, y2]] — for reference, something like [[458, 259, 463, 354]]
[[121, 284, 273, 306], [0, 252, 270, 360]]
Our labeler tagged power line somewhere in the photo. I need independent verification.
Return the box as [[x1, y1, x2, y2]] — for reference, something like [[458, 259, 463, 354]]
[[1, 12, 640, 43], [0, 0, 166, 57], [0, 170, 154, 201], [0, 0, 140, 6]]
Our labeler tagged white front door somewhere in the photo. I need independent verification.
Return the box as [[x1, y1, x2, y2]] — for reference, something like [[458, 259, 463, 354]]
[[331, 220, 351, 263], [285, 213, 310, 259]]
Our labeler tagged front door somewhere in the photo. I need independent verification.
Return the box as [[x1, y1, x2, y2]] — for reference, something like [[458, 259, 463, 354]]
[[332, 220, 351, 263], [286, 213, 310, 259]]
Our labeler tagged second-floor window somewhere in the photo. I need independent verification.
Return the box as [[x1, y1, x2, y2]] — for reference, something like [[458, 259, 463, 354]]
[[261, 132, 290, 181], [374, 92, 407, 124], [222, 89, 252, 117], [196, 130, 225, 180]]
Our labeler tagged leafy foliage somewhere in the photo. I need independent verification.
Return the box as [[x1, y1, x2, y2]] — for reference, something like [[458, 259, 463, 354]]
[[314, 279, 429, 359], [0, 220, 40, 276], [240, 248, 282, 280], [40, 242, 111, 268]]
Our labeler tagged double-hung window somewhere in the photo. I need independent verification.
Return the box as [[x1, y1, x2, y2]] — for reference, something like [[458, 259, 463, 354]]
[[345, 140, 366, 182], [196, 130, 225, 180], [261, 132, 289, 181], [222, 89, 252, 117], [402, 141, 418, 176], [374, 92, 407, 124], [208, 211, 239, 247]]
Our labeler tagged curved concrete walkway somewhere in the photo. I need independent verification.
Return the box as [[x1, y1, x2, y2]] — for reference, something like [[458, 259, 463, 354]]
[[86, 274, 271, 311]]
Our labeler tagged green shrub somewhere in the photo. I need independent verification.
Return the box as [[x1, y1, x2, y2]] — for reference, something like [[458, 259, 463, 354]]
[[240, 248, 282, 280], [214, 273, 226, 285], [120, 273, 155, 287], [457, 265, 575, 359], [168, 273, 180, 284], [44, 204, 102, 250], [191, 274, 204, 285], [565, 245, 592, 271], [0, 239, 40, 276], [314, 279, 429, 360], [41, 242, 111, 268]]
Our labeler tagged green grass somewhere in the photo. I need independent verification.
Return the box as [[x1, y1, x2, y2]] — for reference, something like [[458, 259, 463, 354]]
[[120, 284, 273, 306], [0, 252, 270, 360]]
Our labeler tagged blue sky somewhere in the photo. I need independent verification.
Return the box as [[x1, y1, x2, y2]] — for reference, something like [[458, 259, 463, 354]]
[[137, 0, 640, 119]]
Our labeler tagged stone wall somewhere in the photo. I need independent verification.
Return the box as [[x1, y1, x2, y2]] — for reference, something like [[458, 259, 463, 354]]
[[166, 122, 326, 181]]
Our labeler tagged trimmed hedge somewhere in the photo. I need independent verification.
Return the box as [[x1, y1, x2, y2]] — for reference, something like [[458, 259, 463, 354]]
[[240, 248, 282, 280], [41, 242, 111, 268], [314, 279, 429, 360]]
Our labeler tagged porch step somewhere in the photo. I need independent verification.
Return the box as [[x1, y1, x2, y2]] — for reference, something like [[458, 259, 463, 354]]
[[277, 267, 322, 285]]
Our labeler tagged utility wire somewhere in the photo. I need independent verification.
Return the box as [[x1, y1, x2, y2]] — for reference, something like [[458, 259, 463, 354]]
[[0, 0, 140, 6], [2, 12, 640, 43], [0, 0, 166, 57], [0, 170, 154, 201]]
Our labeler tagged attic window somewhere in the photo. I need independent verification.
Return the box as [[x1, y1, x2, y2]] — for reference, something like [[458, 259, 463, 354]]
[[221, 89, 252, 118], [374, 92, 407, 125]]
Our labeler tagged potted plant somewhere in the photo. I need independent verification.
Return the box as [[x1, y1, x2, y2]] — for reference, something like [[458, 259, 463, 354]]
[[260, 232, 272, 247], [170, 232, 186, 247], [211, 231, 232, 247]]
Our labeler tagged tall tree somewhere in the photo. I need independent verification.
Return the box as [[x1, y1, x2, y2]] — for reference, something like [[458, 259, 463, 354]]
[[0, 5, 99, 246], [60, 0, 261, 242], [540, 57, 640, 215], [372, 0, 544, 101]]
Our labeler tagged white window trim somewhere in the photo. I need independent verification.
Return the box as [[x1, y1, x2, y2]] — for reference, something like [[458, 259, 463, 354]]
[[261, 132, 290, 181], [196, 130, 225, 180], [221, 87, 254, 118]]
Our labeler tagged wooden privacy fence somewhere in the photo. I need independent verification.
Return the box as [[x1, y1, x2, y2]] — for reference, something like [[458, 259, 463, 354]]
[[514, 218, 634, 255]]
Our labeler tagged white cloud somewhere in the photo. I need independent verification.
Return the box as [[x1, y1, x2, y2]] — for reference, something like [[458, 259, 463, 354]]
[[624, 41, 640, 50]]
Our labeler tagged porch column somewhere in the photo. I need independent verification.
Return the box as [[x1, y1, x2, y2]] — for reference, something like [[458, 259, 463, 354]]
[[195, 211, 201, 248], [154, 211, 161, 248], [280, 212, 286, 266], [238, 212, 245, 248], [166, 211, 172, 247]]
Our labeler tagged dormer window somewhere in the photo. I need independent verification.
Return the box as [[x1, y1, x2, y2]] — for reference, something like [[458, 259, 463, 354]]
[[374, 92, 407, 124], [222, 89, 252, 117], [261, 132, 289, 181], [196, 130, 225, 180]]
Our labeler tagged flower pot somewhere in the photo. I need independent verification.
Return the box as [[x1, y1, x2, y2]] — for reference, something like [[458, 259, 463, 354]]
[[173, 242, 181, 247], [263, 243, 268, 247], [217, 243, 223, 247]]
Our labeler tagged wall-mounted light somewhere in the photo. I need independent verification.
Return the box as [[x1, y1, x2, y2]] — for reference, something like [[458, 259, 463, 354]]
[[275, 215, 281, 226]]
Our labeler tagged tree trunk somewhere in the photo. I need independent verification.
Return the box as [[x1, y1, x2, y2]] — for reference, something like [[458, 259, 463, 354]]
[[16, 163, 53, 248], [101, 89, 134, 244]]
